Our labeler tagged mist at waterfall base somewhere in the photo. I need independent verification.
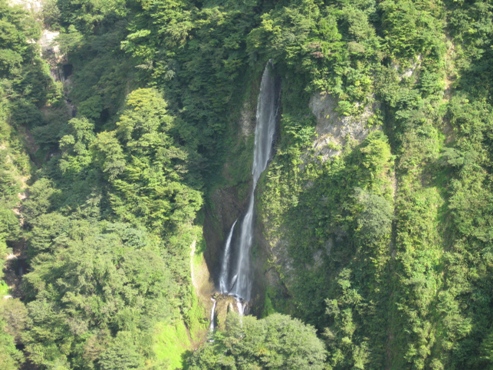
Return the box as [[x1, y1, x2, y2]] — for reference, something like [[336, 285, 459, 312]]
[[217, 62, 279, 313]]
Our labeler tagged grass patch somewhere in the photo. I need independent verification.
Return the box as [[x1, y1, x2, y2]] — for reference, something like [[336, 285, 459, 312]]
[[152, 320, 191, 370], [187, 290, 208, 344], [189, 234, 211, 344]]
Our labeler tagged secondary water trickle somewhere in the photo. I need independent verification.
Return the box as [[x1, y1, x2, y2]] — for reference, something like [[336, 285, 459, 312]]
[[219, 220, 237, 293], [217, 61, 279, 305], [209, 297, 217, 332]]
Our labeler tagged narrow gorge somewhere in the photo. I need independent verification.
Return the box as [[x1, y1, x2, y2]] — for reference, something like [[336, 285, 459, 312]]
[[217, 61, 279, 309]]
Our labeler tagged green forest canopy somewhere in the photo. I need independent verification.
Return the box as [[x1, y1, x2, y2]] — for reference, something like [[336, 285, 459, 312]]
[[0, 0, 493, 369]]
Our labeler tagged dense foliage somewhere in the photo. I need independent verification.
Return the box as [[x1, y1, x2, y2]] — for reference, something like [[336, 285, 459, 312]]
[[188, 313, 326, 369], [2, 0, 493, 369], [18, 86, 204, 368], [255, 1, 493, 369], [0, 0, 51, 367]]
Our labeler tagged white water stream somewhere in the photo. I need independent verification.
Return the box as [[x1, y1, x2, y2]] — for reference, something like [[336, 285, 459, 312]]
[[219, 220, 237, 293], [209, 298, 217, 332], [217, 61, 278, 305]]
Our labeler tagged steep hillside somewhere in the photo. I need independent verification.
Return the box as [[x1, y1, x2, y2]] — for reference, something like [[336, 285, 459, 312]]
[[2, 0, 493, 369]]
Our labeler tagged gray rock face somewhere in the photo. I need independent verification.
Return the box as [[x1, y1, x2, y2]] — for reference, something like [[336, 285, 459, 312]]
[[309, 93, 376, 160], [212, 294, 246, 330], [8, 0, 42, 13], [257, 93, 380, 309]]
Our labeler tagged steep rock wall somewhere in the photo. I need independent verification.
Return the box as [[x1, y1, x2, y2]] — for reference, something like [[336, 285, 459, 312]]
[[203, 69, 284, 316], [310, 93, 376, 160], [256, 91, 385, 320], [203, 84, 257, 290]]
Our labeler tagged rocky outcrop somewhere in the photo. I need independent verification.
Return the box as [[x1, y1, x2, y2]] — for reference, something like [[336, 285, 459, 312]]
[[256, 92, 380, 314], [212, 294, 247, 330], [310, 93, 376, 160], [8, 0, 41, 13]]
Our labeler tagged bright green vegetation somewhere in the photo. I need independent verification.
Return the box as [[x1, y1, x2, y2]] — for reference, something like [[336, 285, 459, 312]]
[[152, 321, 191, 369], [256, 1, 493, 369], [187, 313, 327, 369], [1, 0, 493, 369], [0, 1, 51, 368], [17, 87, 203, 368]]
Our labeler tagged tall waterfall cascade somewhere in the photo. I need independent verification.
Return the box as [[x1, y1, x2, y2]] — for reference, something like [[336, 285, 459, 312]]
[[218, 61, 279, 306]]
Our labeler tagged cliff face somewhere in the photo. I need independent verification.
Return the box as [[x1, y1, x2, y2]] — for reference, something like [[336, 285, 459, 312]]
[[255, 91, 383, 316], [202, 97, 256, 287], [202, 69, 282, 315], [310, 93, 376, 160], [203, 83, 383, 317], [7, 0, 41, 12]]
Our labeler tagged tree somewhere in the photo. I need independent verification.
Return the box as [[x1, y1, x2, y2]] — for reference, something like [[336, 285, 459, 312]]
[[98, 331, 145, 370], [355, 188, 393, 245], [22, 219, 174, 369], [188, 313, 327, 369], [94, 88, 202, 233]]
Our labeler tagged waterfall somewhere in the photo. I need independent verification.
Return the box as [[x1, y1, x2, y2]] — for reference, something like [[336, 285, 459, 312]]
[[218, 61, 278, 303], [219, 220, 237, 293], [235, 297, 245, 317], [209, 297, 217, 332]]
